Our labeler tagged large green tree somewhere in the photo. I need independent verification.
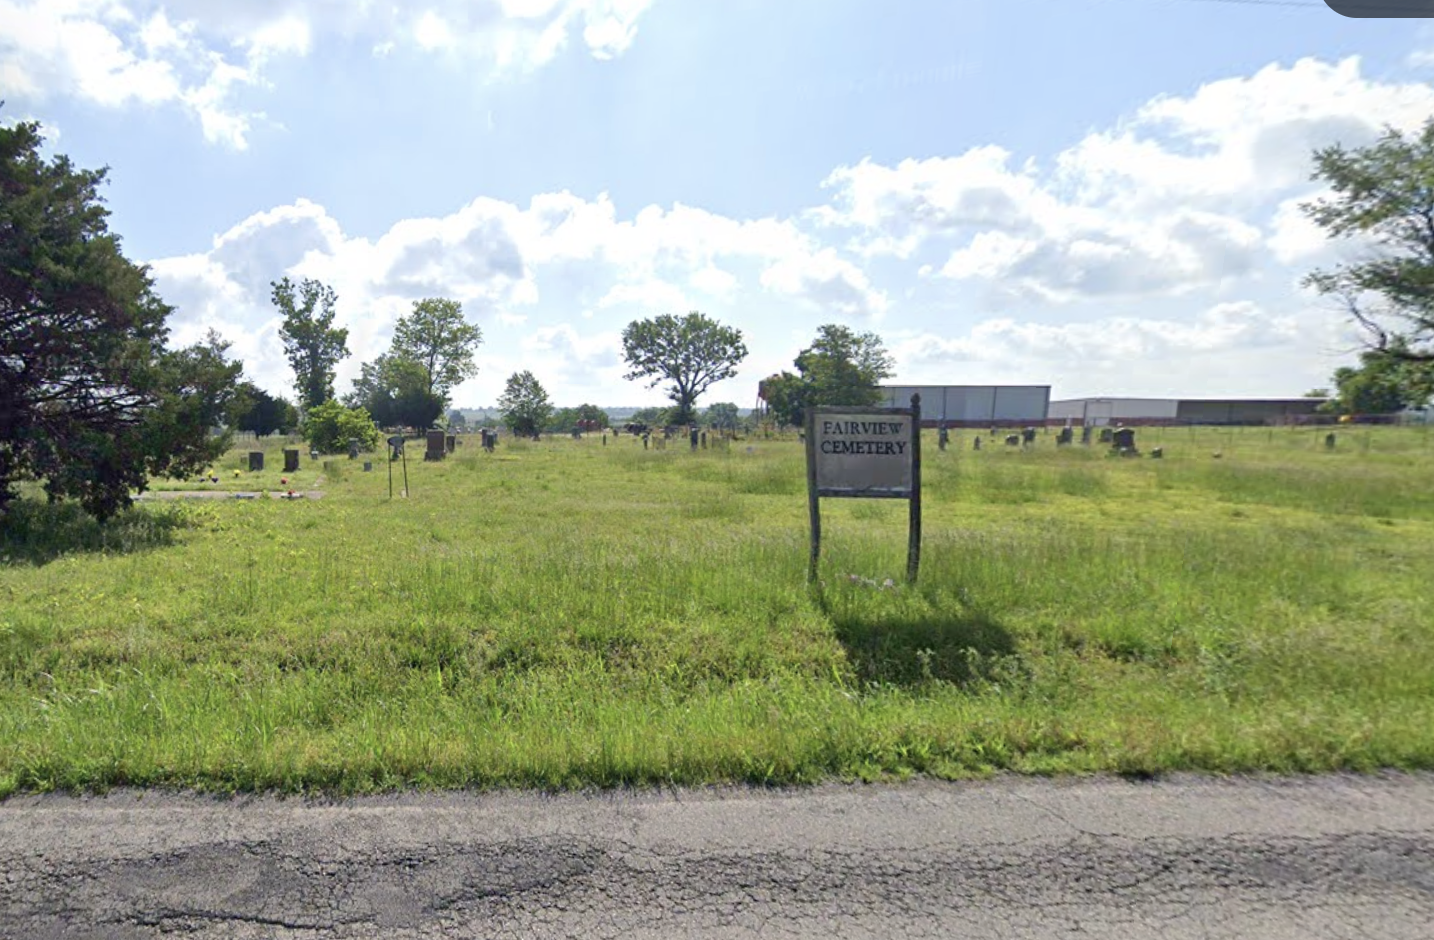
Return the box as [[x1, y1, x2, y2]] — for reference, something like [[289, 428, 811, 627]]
[[702, 402, 741, 430], [0, 118, 242, 519], [273, 276, 349, 411], [1326, 343, 1434, 415], [760, 324, 895, 427], [345, 353, 444, 430], [497, 370, 552, 438], [230, 382, 297, 437], [1301, 119, 1434, 362], [390, 297, 482, 400], [795, 324, 894, 406], [620, 312, 747, 425]]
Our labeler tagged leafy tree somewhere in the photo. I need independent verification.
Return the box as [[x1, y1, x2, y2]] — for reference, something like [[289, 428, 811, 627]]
[[573, 403, 610, 429], [497, 370, 552, 438], [796, 324, 895, 405], [1301, 119, 1434, 362], [758, 325, 895, 428], [273, 276, 349, 412], [390, 298, 482, 401], [345, 354, 443, 430], [546, 407, 578, 434], [1327, 344, 1434, 415], [546, 405, 609, 434], [301, 400, 380, 454], [703, 402, 740, 430], [620, 312, 748, 425], [759, 372, 807, 428], [0, 118, 242, 520], [447, 410, 468, 430], [1303, 388, 1332, 399], [628, 405, 673, 427], [231, 382, 297, 437]]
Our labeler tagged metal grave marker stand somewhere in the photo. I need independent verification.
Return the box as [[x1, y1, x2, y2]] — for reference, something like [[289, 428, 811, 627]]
[[804, 394, 922, 585], [387, 435, 409, 498]]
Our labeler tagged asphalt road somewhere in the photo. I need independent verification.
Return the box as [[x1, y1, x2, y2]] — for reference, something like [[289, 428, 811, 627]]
[[1, 773, 1431, 939]]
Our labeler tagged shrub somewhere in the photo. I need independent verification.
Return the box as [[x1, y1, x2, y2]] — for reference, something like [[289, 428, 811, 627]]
[[302, 400, 381, 454]]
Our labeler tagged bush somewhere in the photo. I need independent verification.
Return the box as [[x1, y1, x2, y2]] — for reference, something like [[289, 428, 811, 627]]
[[302, 400, 381, 454]]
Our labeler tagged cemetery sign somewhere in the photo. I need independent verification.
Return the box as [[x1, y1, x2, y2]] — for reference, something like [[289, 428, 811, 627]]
[[804, 395, 922, 584]]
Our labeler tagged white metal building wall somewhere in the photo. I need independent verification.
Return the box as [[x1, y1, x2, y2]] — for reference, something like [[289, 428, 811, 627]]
[[877, 386, 1051, 423], [1047, 398, 1180, 424]]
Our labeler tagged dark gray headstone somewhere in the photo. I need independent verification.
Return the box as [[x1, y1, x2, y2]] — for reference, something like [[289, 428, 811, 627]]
[[248, 451, 264, 472], [283, 449, 299, 472], [1325, 432, 1336, 450], [1112, 427, 1136, 450], [347, 438, 360, 459], [425, 429, 446, 462]]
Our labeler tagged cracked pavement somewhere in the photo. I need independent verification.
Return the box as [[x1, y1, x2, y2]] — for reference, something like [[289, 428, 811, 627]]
[[1, 773, 1431, 938]]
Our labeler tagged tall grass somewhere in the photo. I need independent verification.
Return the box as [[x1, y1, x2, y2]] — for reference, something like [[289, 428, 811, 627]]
[[0, 426, 1431, 793]]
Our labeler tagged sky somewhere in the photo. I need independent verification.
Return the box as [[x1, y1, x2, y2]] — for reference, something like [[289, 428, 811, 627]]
[[5, 0, 1434, 410]]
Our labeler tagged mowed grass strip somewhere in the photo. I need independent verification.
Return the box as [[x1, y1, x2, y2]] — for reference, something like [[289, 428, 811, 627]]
[[0, 426, 1432, 795]]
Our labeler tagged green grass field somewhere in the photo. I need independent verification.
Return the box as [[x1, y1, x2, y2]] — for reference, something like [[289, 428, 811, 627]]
[[1, 423, 1432, 795]]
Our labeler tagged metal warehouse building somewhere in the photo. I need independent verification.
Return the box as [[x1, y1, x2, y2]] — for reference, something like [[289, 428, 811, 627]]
[[1047, 397, 1329, 427], [876, 385, 1051, 427]]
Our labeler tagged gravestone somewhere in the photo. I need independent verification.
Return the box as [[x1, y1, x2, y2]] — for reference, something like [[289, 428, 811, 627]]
[[1022, 427, 1037, 445], [446, 434, 457, 453], [938, 426, 949, 451], [283, 449, 300, 472], [1098, 427, 1114, 444], [1325, 432, 1336, 450], [388, 434, 405, 461], [701, 431, 708, 449], [248, 451, 264, 472], [1081, 426, 1092, 446], [643, 433, 650, 450], [1112, 427, 1136, 450], [1005, 434, 1020, 447], [690, 428, 699, 450], [973, 436, 982, 451], [310, 447, 320, 461], [1056, 427, 1073, 446], [425, 429, 446, 461], [1150, 447, 1163, 459], [363, 461, 373, 472], [347, 438, 360, 459]]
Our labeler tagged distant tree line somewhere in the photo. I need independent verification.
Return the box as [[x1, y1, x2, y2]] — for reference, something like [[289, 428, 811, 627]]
[[13, 106, 1434, 520]]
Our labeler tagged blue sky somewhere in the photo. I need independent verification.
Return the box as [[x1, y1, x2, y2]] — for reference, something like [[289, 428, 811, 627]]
[[5, 0, 1434, 409]]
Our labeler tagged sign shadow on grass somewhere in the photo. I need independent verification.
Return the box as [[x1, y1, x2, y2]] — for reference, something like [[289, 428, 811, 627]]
[[817, 589, 1019, 689], [0, 500, 192, 567]]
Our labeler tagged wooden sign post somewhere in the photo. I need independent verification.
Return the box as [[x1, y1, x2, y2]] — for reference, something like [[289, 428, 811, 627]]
[[804, 393, 922, 584]]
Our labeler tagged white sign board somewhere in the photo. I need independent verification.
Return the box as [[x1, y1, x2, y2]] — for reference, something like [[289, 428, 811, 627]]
[[812, 411, 914, 497]]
